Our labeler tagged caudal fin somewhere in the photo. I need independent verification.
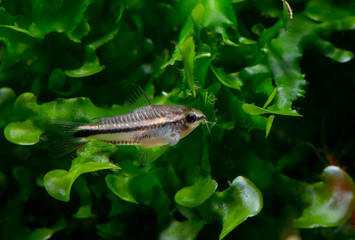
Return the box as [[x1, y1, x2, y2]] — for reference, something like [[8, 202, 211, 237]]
[[46, 120, 87, 157]]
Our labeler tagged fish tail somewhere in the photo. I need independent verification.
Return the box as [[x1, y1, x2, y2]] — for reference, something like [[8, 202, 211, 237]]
[[46, 120, 87, 157]]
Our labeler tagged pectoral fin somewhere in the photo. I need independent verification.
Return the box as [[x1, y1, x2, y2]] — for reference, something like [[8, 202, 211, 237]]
[[168, 132, 181, 146]]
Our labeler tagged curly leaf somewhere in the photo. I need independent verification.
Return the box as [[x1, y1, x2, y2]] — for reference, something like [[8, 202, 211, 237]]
[[44, 141, 119, 202], [217, 177, 263, 239], [175, 176, 217, 208], [106, 159, 171, 221], [105, 160, 160, 204], [28, 228, 54, 240], [266, 2, 355, 110], [29, 0, 93, 40], [0, 25, 38, 71], [48, 68, 82, 96], [4, 92, 125, 145], [106, 174, 139, 204], [293, 166, 355, 228], [198, 176, 263, 239], [201, 0, 242, 46], [67, 18, 91, 43], [159, 219, 204, 240], [163, 0, 246, 68], [4, 120, 43, 145], [28, 218, 66, 240], [65, 28, 120, 77]]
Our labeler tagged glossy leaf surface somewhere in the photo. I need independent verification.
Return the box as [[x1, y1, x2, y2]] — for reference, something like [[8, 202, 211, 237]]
[[1, 0, 355, 239], [294, 166, 355, 228]]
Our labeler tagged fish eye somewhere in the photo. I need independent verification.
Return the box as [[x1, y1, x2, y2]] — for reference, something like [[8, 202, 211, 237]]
[[186, 113, 197, 123]]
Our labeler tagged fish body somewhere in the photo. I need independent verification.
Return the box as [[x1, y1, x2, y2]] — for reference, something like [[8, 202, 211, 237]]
[[73, 104, 206, 148]]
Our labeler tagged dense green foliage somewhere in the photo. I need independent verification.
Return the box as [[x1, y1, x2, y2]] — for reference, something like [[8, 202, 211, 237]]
[[1, 0, 355, 239]]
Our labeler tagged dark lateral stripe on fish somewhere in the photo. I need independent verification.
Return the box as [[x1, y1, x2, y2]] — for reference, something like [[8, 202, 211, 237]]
[[74, 120, 185, 138], [74, 114, 205, 138]]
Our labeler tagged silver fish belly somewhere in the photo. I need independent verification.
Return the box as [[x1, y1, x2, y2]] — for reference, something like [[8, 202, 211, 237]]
[[73, 105, 206, 148]]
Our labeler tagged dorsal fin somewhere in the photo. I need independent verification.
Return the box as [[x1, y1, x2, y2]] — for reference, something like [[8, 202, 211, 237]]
[[127, 85, 153, 111]]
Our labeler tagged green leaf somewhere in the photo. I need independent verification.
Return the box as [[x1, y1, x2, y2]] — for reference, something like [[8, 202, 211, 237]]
[[0, 25, 38, 71], [48, 68, 66, 93], [191, 3, 205, 26], [159, 219, 205, 240], [65, 28, 120, 77], [242, 103, 302, 117], [161, 15, 195, 68], [0, 24, 40, 38], [179, 36, 196, 97], [115, 1, 125, 24], [313, 38, 354, 63], [265, 33, 305, 110], [0, 87, 16, 106], [201, 0, 240, 46], [211, 66, 241, 90], [0, 87, 16, 127], [162, 0, 246, 69], [28, 218, 66, 240], [96, 218, 125, 237], [194, 57, 211, 89], [198, 176, 263, 239], [28, 228, 54, 240], [4, 120, 43, 145], [1, 0, 355, 238], [64, 47, 103, 77], [265, 115, 275, 138], [282, 0, 290, 30], [259, 21, 283, 48], [67, 18, 91, 43], [175, 176, 217, 208], [106, 174, 139, 204], [73, 178, 93, 218], [5, 92, 126, 145], [48, 68, 81, 96], [106, 158, 172, 221], [28, 0, 94, 40], [217, 177, 263, 239], [305, 0, 355, 23], [263, 86, 279, 109], [44, 141, 119, 202], [105, 159, 168, 207], [293, 166, 355, 228]]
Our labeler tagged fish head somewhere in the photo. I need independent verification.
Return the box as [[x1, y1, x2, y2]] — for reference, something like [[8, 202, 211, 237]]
[[155, 105, 207, 138], [183, 107, 206, 129]]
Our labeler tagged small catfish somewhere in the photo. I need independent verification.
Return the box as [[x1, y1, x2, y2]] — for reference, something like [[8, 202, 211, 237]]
[[57, 88, 208, 151]]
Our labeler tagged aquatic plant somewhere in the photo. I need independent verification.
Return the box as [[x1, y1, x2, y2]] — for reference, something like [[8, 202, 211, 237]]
[[1, 0, 355, 239]]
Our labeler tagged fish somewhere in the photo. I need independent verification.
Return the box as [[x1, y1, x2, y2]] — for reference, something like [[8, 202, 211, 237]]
[[74, 104, 206, 148], [54, 87, 208, 153]]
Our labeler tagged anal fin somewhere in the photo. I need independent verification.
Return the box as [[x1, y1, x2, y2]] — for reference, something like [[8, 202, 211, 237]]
[[135, 145, 169, 166]]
